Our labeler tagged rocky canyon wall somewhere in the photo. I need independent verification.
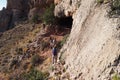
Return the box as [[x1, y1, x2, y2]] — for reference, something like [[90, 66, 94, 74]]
[[0, 0, 30, 32], [0, 0, 54, 32], [55, 0, 120, 80]]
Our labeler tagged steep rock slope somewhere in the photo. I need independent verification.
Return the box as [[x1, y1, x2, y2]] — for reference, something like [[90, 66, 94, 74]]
[[55, 0, 120, 80]]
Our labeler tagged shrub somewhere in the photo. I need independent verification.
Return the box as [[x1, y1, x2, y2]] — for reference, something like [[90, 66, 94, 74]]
[[21, 69, 49, 80], [109, 0, 120, 16], [41, 4, 56, 25], [111, 0, 120, 10], [31, 54, 41, 66], [32, 14, 39, 23], [15, 47, 23, 54], [112, 74, 120, 80], [9, 68, 49, 80], [40, 41, 49, 51], [96, 0, 104, 4], [9, 59, 18, 69]]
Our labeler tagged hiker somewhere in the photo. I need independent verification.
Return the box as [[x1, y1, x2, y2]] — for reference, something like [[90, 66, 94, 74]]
[[50, 37, 57, 48], [52, 45, 57, 64], [52, 38, 56, 45]]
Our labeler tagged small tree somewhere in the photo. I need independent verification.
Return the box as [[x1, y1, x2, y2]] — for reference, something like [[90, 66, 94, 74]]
[[42, 4, 56, 24]]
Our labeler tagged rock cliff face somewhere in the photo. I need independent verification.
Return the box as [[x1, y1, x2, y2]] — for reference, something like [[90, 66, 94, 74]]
[[55, 0, 120, 80], [0, 0, 54, 32], [7, 0, 30, 22], [0, 0, 30, 32], [28, 0, 54, 21], [54, 0, 80, 17], [0, 9, 12, 32]]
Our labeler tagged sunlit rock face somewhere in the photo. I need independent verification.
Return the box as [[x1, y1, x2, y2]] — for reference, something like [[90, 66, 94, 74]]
[[55, 0, 120, 80]]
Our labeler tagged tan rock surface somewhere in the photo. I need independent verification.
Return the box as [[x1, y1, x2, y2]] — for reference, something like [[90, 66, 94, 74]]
[[55, 0, 120, 80]]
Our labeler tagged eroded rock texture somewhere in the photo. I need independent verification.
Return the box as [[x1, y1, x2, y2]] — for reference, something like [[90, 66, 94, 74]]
[[56, 0, 120, 80]]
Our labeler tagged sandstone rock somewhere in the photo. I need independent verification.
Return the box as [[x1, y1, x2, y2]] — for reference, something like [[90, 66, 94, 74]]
[[56, 0, 120, 79], [54, 0, 80, 17]]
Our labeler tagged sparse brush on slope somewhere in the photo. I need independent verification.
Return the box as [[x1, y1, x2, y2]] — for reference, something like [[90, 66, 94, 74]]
[[32, 14, 39, 23], [109, 0, 120, 16], [31, 54, 41, 66], [20, 68, 49, 80], [96, 0, 120, 16], [96, 0, 104, 4], [9, 68, 49, 80]]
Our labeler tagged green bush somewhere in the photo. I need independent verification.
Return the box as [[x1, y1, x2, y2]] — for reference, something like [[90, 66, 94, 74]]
[[40, 40, 49, 51], [21, 69, 49, 80], [31, 54, 41, 66], [111, 0, 120, 10], [112, 74, 120, 80], [42, 4, 56, 24], [109, 0, 120, 16], [32, 14, 39, 23]]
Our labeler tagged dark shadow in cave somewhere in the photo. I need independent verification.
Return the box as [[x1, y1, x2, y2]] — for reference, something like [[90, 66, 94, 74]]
[[56, 16, 73, 28]]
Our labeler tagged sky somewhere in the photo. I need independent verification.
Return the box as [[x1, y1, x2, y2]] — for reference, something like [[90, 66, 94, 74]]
[[0, 0, 7, 10]]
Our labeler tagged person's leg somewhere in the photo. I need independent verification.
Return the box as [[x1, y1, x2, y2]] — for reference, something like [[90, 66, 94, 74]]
[[52, 55, 54, 64], [55, 56, 57, 64]]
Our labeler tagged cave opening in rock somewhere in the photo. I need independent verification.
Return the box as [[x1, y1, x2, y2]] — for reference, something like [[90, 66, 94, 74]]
[[56, 16, 73, 28]]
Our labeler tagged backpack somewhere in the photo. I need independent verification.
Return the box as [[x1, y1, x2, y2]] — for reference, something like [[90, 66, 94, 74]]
[[52, 47, 57, 56]]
